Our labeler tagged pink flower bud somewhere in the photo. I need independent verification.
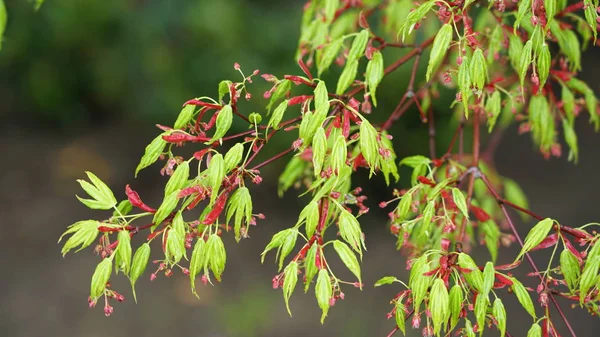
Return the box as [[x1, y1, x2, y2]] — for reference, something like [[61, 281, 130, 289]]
[[104, 304, 114, 317], [234, 62, 241, 71]]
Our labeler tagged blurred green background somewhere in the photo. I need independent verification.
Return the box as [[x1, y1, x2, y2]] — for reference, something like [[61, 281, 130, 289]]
[[1, 1, 600, 337]]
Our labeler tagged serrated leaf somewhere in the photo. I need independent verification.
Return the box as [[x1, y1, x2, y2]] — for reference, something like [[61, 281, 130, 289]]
[[129, 243, 150, 302], [359, 119, 379, 173], [452, 188, 469, 220], [314, 81, 329, 111], [60, 220, 100, 256], [366, 50, 384, 106], [474, 292, 488, 335], [562, 119, 579, 163], [493, 298, 507, 337], [519, 40, 533, 93], [560, 248, 580, 292], [579, 257, 599, 304], [261, 228, 292, 263], [511, 277, 536, 318], [426, 23, 453, 82], [509, 34, 524, 71], [174, 104, 195, 129], [537, 44, 551, 89], [299, 201, 320, 238], [458, 253, 484, 292], [324, 0, 339, 23], [449, 285, 464, 331], [317, 37, 343, 76], [90, 257, 112, 300], [333, 240, 362, 286], [400, 0, 435, 41], [482, 261, 495, 297], [527, 323, 542, 337], [458, 56, 471, 116], [304, 244, 319, 292], [207, 153, 225, 204], [486, 91, 502, 132], [331, 134, 347, 175], [374, 276, 398, 287], [419, 201, 435, 236], [189, 238, 206, 296], [395, 300, 406, 335], [165, 161, 190, 197], [396, 192, 413, 221], [584, 0, 598, 41], [283, 261, 299, 316], [312, 127, 327, 176], [430, 278, 450, 335], [315, 269, 332, 323], [338, 208, 365, 254], [152, 190, 180, 230], [279, 229, 299, 271], [470, 48, 487, 92], [207, 234, 226, 281], [347, 29, 369, 64], [336, 60, 358, 95], [514, 0, 532, 31], [136, 133, 167, 176], [116, 230, 132, 274], [514, 218, 555, 262], [218, 80, 232, 102], [207, 105, 233, 143], [268, 100, 288, 130], [267, 80, 291, 112], [224, 143, 244, 171]]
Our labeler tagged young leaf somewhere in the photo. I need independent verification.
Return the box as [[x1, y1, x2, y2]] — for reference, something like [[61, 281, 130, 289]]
[[207, 105, 233, 143], [224, 143, 244, 171], [323, 0, 339, 23], [336, 60, 358, 95], [458, 55, 471, 116], [207, 234, 226, 281], [312, 127, 327, 176], [449, 284, 464, 331], [283, 261, 299, 316], [374, 276, 398, 287], [278, 229, 299, 271], [347, 29, 369, 64], [508, 33, 524, 70], [359, 119, 379, 173], [317, 37, 343, 76], [338, 209, 365, 254], [452, 188, 469, 220], [136, 133, 167, 176], [207, 153, 225, 204], [365, 50, 384, 106], [562, 119, 579, 163], [268, 100, 289, 131], [152, 190, 180, 230], [395, 300, 406, 335], [560, 248, 580, 292], [527, 323, 542, 337], [458, 253, 484, 292], [0, 0, 6, 51], [486, 90, 502, 132], [315, 269, 332, 323], [400, 0, 435, 41], [482, 261, 495, 297], [130, 243, 150, 302], [426, 23, 453, 82], [537, 44, 551, 89], [304, 244, 319, 292], [116, 230, 132, 274], [514, 218, 555, 262], [584, 0, 598, 41], [314, 80, 329, 111], [331, 134, 347, 175], [474, 292, 488, 335], [396, 191, 413, 221], [579, 257, 599, 304], [519, 40, 533, 93], [333, 240, 362, 287], [545, 0, 557, 23], [60, 220, 100, 256], [493, 298, 507, 337], [261, 228, 292, 263], [90, 257, 112, 300], [511, 277, 536, 318], [164, 161, 190, 197], [470, 48, 487, 92], [419, 201, 435, 236], [429, 278, 450, 335], [174, 104, 195, 129], [189, 239, 206, 296], [267, 80, 291, 112], [515, 0, 532, 30]]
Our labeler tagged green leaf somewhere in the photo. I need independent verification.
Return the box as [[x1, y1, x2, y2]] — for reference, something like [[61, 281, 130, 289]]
[[261, 228, 292, 263], [207, 105, 233, 143], [482, 261, 495, 297], [90, 257, 112, 300], [514, 218, 555, 262], [189, 238, 206, 296], [395, 300, 406, 335], [333, 240, 362, 287], [174, 105, 195, 129], [474, 292, 488, 335], [299, 201, 320, 238], [116, 230, 132, 274], [458, 253, 484, 292], [338, 208, 365, 254], [207, 234, 226, 281], [365, 50, 384, 106], [470, 48, 487, 92], [400, 0, 435, 41], [426, 23, 453, 82], [579, 257, 599, 304], [0, 0, 6, 51], [312, 127, 327, 176], [207, 153, 225, 204], [224, 143, 244, 171], [267, 80, 291, 112], [129, 243, 150, 302], [465, 318, 476, 337], [409, 255, 431, 311], [347, 29, 369, 64], [279, 229, 299, 271], [519, 40, 533, 93], [546, 0, 557, 23], [514, 0, 532, 31], [560, 248, 580, 292], [511, 277, 536, 318], [152, 190, 180, 230], [324, 0, 339, 23], [317, 37, 343, 76], [268, 100, 288, 131], [314, 80, 329, 111], [315, 269, 332, 323], [419, 201, 435, 236], [331, 134, 347, 175], [396, 191, 412, 221], [336, 60, 358, 95], [359, 119, 379, 173], [493, 298, 507, 337], [458, 55, 471, 117], [503, 178, 529, 220], [304, 244, 319, 292], [399, 155, 430, 168], [537, 44, 551, 89], [60, 220, 100, 256], [374, 276, 398, 287], [136, 133, 167, 176], [429, 278, 450, 335], [166, 227, 186, 264], [165, 161, 190, 197], [486, 91, 502, 132], [452, 188, 469, 220], [113, 200, 133, 217], [527, 323, 542, 337], [562, 119, 579, 163], [449, 285, 464, 331], [584, 0, 598, 41], [509, 34, 524, 71], [218, 80, 232, 102], [562, 85, 576, 123], [283, 261, 299, 316]]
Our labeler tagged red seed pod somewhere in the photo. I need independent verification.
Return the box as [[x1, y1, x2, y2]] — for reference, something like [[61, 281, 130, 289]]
[[531, 233, 559, 251], [287, 95, 311, 106], [417, 176, 436, 186]]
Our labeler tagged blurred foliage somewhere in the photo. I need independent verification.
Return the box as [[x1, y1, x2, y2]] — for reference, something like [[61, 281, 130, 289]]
[[0, 0, 302, 128]]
